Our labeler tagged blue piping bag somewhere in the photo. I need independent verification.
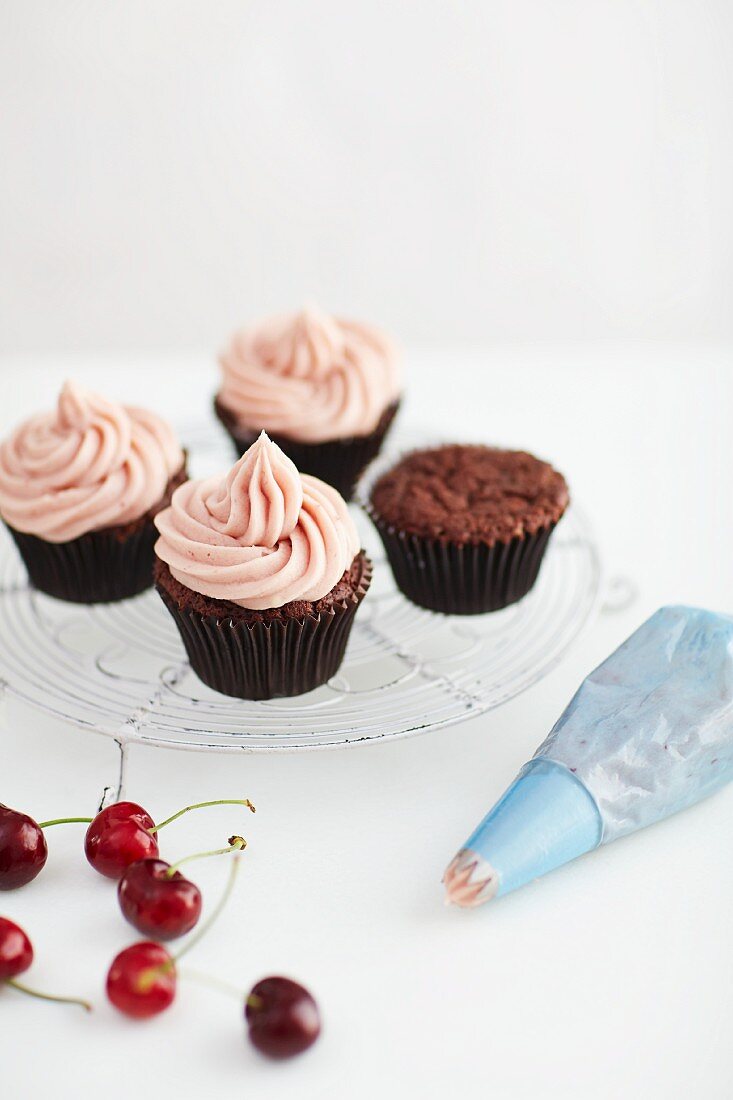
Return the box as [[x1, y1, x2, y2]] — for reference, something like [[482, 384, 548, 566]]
[[444, 606, 733, 906]]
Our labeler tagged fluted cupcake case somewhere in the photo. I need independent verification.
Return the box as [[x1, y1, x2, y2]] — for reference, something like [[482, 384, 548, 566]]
[[214, 396, 400, 502], [5, 466, 186, 603], [155, 555, 372, 700], [8, 512, 170, 604], [367, 513, 557, 615]]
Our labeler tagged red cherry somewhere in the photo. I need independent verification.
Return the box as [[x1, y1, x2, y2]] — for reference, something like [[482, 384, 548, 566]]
[[118, 859, 202, 941], [84, 798, 255, 881], [93, 802, 155, 829], [246, 977, 321, 1059], [106, 941, 177, 1019], [0, 916, 33, 979], [0, 917, 90, 1010], [85, 802, 159, 880], [0, 805, 48, 890]]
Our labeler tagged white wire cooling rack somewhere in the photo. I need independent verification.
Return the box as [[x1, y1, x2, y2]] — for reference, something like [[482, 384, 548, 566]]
[[0, 423, 604, 769]]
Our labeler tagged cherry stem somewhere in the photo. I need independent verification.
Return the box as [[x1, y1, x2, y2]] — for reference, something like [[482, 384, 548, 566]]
[[6, 978, 92, 1012], [180, 967, 245, 1001], [173, 843, 245, 965], [137, 838, 248, 991], [164, 835, 247, 878], [149, 799, 256, 835], [37, 817, 94, 829]]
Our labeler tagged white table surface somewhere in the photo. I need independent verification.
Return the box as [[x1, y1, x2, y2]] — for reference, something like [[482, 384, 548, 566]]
[[1, 346, 731, 1100]]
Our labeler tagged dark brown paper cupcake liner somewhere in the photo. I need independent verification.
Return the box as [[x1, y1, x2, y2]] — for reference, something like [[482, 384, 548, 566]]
[[6, 519, 163, 603], [214, 397, 400, 501], [155, 557, 372, 699], [4, 465, 187, 604], [368, 512, 557, 614]]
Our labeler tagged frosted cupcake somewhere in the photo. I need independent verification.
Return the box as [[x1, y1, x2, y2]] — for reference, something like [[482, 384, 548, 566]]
[[214, 306, 401, 500], [154, 432, 372, 699], [0, 381, 186, 602]]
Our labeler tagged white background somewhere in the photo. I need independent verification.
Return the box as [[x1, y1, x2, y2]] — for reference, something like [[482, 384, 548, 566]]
[[1, 1, 733, 351], [1, 2, 732, 1098]]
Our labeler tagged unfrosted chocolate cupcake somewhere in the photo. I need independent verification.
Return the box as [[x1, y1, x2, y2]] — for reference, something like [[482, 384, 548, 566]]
[[0, 381, 186, 602], [214, 307, 401, 500], [368, 445, 569, 614], [154, 431, 371, 699]]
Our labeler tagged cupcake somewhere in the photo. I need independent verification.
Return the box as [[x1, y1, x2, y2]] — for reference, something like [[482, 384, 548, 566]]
[[214, 306, 401, 501], [367, 445, 569, 615], [0, 381, 186, 603], [153, 431, 372, 699]]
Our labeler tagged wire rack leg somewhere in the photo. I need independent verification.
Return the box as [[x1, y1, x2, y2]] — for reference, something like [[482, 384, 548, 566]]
[[97, 739, 130, 810]]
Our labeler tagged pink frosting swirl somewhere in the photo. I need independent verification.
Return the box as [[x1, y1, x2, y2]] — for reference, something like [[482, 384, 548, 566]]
[[0, 381, 184, 542], [154, 432, 361, 610], [218, 306, 401, 443]]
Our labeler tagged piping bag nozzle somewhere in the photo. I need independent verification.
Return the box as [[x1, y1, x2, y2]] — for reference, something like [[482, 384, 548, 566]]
[[444, 759, 602, 906]]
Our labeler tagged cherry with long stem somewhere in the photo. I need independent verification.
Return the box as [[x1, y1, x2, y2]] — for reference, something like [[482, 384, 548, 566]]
[[86, 798, 256, 880], [0, 805, 111, 891], [0, 916, 91, 1012], [245, 977, 321, 1059], [117, 836, 247, 940], [183, 968, 322, 1058], [0, 805, 93, 891]]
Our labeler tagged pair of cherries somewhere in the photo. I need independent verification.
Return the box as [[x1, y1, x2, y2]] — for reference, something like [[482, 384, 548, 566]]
[[0, 798, 321, 1058], [105, 937, 320, 1058], [85, 799, 228, 940]]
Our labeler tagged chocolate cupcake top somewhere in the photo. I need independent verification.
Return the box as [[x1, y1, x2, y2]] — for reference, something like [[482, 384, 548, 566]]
[[370, 445, 569, 545], [217, 306, 401, 444], [0, 381, 183, 542], [154, 432, 360, 610]]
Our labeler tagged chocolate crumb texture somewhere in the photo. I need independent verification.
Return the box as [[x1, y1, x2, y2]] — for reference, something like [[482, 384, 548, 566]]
[[370, 445, 569, 545]]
